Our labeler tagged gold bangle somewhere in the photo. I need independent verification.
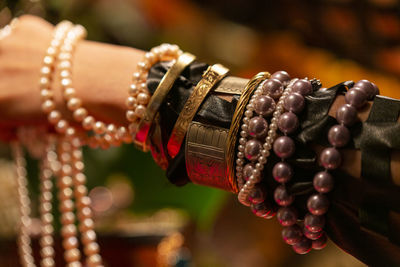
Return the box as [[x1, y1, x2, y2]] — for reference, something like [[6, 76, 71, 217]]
[[213, 76, 249, 95], [185, 122, 233, 191], [225, 72, 271, 193], [133, 52, 196, 151], [167, 64, 230, 158]]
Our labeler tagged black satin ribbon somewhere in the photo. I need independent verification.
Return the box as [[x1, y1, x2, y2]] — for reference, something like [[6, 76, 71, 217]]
[[147, 62, 400, 266]]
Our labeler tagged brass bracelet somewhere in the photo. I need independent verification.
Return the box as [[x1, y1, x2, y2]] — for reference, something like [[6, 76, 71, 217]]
[[133, 52, 196, 151], [185, 122, 233, 191], [167, 64, 229, 158], [225, 72, 271, 193]]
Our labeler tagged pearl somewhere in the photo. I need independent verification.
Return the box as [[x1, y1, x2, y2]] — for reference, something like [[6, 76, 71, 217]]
[[63, 236, 79, 250], [73, 108, 88, 122], [283, 93, 304, 113], [250, 201, 275, 218], [82, 230, 97, 245], [270, 71, 291, 83], [336, 104, 357, 126], [320, 147, 341, 169], [272, 162, 293, 183], [307, 194, 330, 215], [243, 163, 255, 181], [273, 136, 295, 159], [87, 254, 102, 266], [312, 233, 328, 250], [82, 116, 95, 130], [353, 80, 376, 100], [84, 242, 100, 255], [328, 124, 350, 147], [304, 228, 323, 240], [40, 89, 54, 100], [48, 110, 61, 124], [41, 100, 55, 113], [61, 212, 75, 225], [56, 120, 68, 133], [64, 248, 81, 262], [93, 121, 106, 135], [67, 97, 82, 110], [345, 88, 367, 108], [262, 79, 284, 99], [244, 139, 262, 161], [61, 224, 77, 238], [282, 225, 302, 245], [292, 79, 312, 95], [278, 112, 299, 134], [60, 199, 74, 213], [135, 105, 146, 118], [248, 117, 268, 138], [274, 185, 294, 206], [313, 171, 334, 193], [137, 92, 150, 105], [248, 185, 266, 204], [292, 237, 312, 254], [277, 206, 298, 226]]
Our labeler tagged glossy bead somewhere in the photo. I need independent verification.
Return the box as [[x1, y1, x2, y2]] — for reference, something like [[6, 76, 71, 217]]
[[292, 237, 312, 254], [262, 79, 284, 99], [273, 136, 295, 159], [353, 80, 375, 100], [283, 93, 304, 113], [312, 233, 328, 250], [307, 194, 330, 215], [272, 162, 293, 183], [278, 112, 299, 134], [277, 206, 298, 226], [248, 117, 268, 138], [243, 163, 255, 181], [336, 104, 357, 126], [328, 125, 350, 147], [274, 185, 294, 206], [345, 88, 367, 108], [304, 228, 323, 240], [87, 254, 102, 266], [244, 139, 262, 161], [270, 70, 291, 83], [254, 95, 276, 116], [313, 171, 334, 193], [64, 248, 80, 262], [320, 147, 341, 170], [248, 185, 266, 204], [250, 202, 271, 218], [371, 82, 380, 96], [84, 242, 100, 255], [82, 116, 95, 130], [292, 79, 312, 96], [304, 213, 325, 232], [73, 108, 88, 122], [282, 225, 302, 245], [93, 121, 106, 135]]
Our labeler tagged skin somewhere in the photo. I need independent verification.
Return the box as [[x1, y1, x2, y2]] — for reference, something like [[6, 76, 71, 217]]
[[0, 15, 399, 183]]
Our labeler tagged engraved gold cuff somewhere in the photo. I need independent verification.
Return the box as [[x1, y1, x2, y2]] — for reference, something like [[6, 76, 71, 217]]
[[167, 64, 229, 158], [134, 52, 196, 151]]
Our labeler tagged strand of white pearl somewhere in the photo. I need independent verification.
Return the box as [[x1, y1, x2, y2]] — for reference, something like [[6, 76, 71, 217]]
[[235, 80, 270, 190], [238, 79, 297, 206], [12, 142, 35, 267], [70, 139, 103, 267], [126, 44, 182, 136], [39, 141, 59, 267]]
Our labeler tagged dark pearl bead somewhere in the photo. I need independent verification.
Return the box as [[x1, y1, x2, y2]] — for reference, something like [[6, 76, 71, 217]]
[[278, 112, 299, 134], [254, 95, 275, 116], [320, 147, 341, 170], [270, 70, 291, 83], [251, 201, 275, 219], [354, 80, 375, 100], [328, 124, 350, 148], [372, 82, 380, 96], [244, 139, 262, 161], [277, 206, 298, 226], [304, 213, 325, 232], [336, 104, 357, 126], [292, 237, 312, 255], [283, 93, 304, 113], [282, 225, 303, 245], [312, 233, 328, 250], [248, 185, 266, 204], [248, 116, 268, 138], [304, 228, 323, 240], [272, 162, 293, 183], [273, 136, 295, 159], [274, 185, 294, 206], [345, 88, 367, 108], [313, 171, 334, 193], [307, 194, 330, 215], [292, 79, 312, 96], [262, 79, 284, 99], [243, 163, 255, 181]]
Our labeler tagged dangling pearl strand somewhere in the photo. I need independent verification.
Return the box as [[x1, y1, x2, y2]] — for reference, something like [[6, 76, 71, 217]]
[[12, 142, 35, 267], [126, 44, 182, 137]]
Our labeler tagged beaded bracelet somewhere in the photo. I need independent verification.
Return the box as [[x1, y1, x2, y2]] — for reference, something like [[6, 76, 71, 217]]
[[236, 71, 293, 213]]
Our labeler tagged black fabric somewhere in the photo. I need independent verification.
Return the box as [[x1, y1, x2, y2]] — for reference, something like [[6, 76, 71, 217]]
[[146, 62, 400, 266]]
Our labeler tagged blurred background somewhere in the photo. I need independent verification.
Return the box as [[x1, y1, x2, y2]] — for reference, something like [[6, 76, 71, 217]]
[[1, 0, 400, 266]]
